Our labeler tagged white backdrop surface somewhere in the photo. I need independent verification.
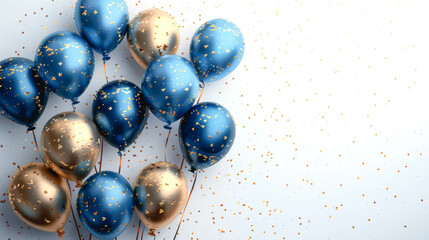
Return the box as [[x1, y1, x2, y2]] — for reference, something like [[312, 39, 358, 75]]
[[1, 0, 429, 239]]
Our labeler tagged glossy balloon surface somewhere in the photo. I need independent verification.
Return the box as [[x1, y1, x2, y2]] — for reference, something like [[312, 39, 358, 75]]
[[190, 19, 244, 83], [179, 102, 236, 170], [0, 57, 49, 129], [41, 111, 100, 186], [92, 80, 148, 150], [141, 55, 199, 126], [127, 9, 179, 69], [133, 161, 187, 230], [75, 0, 129, 60], [35, 31, 94, 100], [77, 171, 134, 240], [8, 162, 70, 234]]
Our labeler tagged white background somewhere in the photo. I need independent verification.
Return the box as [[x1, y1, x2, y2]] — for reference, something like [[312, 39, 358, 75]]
[[1, 0, 429, 239]]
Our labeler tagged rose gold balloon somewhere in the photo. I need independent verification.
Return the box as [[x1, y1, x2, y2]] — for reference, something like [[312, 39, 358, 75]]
[[133, 161, 188, 231], [127, 9, 180, 69], [41, 111, 100, 187], [8, 162, 71, 235]]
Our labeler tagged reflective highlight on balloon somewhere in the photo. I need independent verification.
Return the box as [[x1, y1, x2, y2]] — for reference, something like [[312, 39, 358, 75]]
[[92, 80, 148, 151], [133, 162, 188, 231], [41, 111, 100, 187], [141, 55, 199, 126], [8, 162, 71, 235], [35, 31, 94, 102], [77, 171, 134, 240], [190, 19, 244, 83], [0, 57, 49, 130], [75, 0, 129, 60], [179, 102, 236, 170], [128, 9, 179, 69]]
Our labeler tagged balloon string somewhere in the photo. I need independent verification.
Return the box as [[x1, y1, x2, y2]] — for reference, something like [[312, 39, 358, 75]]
[[94, 166, 98, 173], [118, 151, 123, 174], [164, 129, 171, 162], [180, 155, 185, 170], [99, 138, 104, 172], [89, 234, 92, 240], [173, 171, 198, 240], [103, 60, 109, 83], [31, 130, 45, 163], [136, 220, 141, 240], [141, 225, 145, 240], [196, 81, 205, 104], [66, 180, 82, 240]]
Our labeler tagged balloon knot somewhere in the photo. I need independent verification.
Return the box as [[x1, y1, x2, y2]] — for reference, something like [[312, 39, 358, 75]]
[[57, 229, 65, 237], [75, 181, 82, 188], [199, 80, 205, 89], [102, 53, 111, 61], [148, 228, 156, 236], [117, 149, 123, 157], [189, 167, 197, 173], [71, 97, 80, 106], [163, 123, 172, 130], [26, 124, 36, 131]]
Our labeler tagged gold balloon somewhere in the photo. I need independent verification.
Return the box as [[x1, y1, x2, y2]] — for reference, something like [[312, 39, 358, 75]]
[[127, 9, 180, 69], [41, 111, 100, 187], [8, 162, 71, 235], [133, 161, 188, 231]]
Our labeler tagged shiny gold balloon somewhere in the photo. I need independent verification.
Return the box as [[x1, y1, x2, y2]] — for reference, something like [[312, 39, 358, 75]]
[[127, 9, 180, 69], [8, 162, 71, 235], [41, 111, 100, 187], [133, 161, 188, 231]]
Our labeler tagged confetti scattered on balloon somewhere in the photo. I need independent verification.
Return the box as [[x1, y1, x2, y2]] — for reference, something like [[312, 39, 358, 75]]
[[0, 57, 49, 131], [76, 171, 134, 240], [41, 111, 100, 187], [128, 9, 180, 69], [179, 102, 236, 170], [35, 31, 94, 104]]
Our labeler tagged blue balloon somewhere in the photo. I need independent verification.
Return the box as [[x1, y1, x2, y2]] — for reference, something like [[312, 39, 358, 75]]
[[0, 57, 49, 130], [75, 0, 129, 60], [190, 19, 245, 83], [179, 102, 236, 171], [35, 31, 94, 103], [141, 55, 199, 128], [77, 171, 134, 240], [93, 80, 148, 151]]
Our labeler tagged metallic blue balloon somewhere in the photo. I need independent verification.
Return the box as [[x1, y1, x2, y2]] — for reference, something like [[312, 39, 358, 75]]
[[92, 80, 148, 151], [35, 31, 94, 102], [179, 102, 236, 171], [77, 171, 134, 240], [141, 55, 199, 128], [0, 57, 49, 130], [75, 0, 129, 60], [190, 19, 245, 83]]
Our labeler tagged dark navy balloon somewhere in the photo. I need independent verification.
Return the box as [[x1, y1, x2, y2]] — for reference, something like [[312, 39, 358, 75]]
[[77, 171, 134, 240], [92, 80, 148, 151], [179, 102, 236, 171], [141, 55, 199, 128], [75, 0, 129, 60], [190, 19, 245, 83], [0, 58, 49, 130], [35, 31, 94, 103]]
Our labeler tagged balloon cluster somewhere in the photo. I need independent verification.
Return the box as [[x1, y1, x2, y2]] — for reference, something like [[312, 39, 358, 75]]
[[2, 1, 244, 239]]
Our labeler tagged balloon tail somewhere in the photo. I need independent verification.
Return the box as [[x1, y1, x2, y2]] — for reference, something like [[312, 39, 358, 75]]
[[180, 155, 185, 170], [164, 129, 171, 162], [103, 60, 109, 83], [31, 130, 45, 163], [67, 180, 82, 240], [196, 81, 205, 104], [136, 220, 142, 240], [99, 138, 104, 172], [57, 229, 65, 239], [118, 150, 123, 174], [173, 171, 198, 240]]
